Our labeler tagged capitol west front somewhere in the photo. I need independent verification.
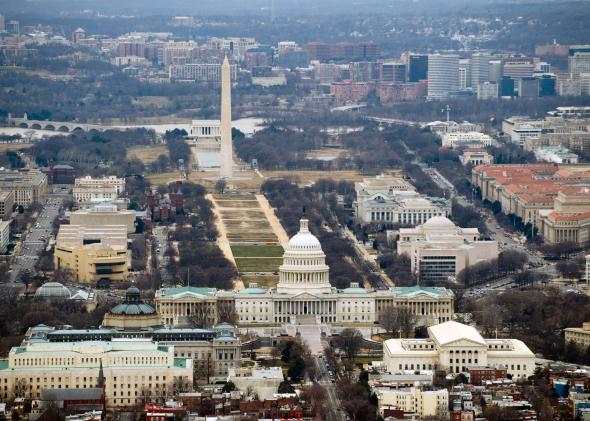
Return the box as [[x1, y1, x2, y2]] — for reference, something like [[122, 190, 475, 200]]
[[156, 219, 454, 327]]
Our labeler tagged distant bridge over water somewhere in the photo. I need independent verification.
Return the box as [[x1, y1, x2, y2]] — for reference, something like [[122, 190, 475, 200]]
[[5, 113, 108, 132], [365, 116, 422, 127]]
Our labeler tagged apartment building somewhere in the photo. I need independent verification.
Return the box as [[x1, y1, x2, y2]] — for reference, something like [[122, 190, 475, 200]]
[[377, 387, 449, 419]]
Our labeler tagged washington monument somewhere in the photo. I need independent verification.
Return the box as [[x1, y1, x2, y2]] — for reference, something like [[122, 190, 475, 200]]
[[219, 55, 233, 178]]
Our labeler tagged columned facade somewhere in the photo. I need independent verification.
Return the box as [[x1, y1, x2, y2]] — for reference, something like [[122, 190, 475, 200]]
[[156, 218, 455, 326]]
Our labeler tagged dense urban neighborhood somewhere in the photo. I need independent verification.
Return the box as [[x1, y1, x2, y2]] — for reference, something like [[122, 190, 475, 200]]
[[0, 0, 590, 420]]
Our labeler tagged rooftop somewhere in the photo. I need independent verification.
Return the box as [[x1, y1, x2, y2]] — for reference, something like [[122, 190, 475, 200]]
[[392, 285, 451, 298], [428, 321, 486, 346], [158, 286, 217, 298]]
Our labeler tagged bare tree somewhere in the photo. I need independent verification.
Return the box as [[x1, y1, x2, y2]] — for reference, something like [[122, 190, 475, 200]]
[[193, 354, 214, 385], [188, 305, 212, 328], [12, 378, 29, 400], [172, 376, 191, 394], [215, 179, 227, 194], [378, 305, 417, 338], [218, 305, 238, 325], [335, 328, 363, 364]]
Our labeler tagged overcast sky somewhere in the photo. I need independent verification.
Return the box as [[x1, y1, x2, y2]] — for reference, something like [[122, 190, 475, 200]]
[[0, 0, 554, 18]]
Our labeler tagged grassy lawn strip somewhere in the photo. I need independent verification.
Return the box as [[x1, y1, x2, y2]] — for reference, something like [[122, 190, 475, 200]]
[[234, 257, 283, 272], [231, 245, 284, 258]]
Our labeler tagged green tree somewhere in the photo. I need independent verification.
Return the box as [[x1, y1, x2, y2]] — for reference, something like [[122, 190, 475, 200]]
[[221, 381, 236, 393]]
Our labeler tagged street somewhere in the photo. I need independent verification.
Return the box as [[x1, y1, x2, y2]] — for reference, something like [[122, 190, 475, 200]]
[[313, 355, 347, 421], [10, 196, 63, 285], [153, 225, 172, 283]]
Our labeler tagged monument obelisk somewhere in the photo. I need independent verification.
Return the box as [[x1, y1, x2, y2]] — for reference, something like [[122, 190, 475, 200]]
[[219, 56, 233, 178]]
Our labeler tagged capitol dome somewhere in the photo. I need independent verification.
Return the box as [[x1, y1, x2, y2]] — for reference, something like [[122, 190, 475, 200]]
[[35, 282, 72, 300], [276, 219, 332, 295], [423, 215, 455, 229], [287, 219, 322, 250]]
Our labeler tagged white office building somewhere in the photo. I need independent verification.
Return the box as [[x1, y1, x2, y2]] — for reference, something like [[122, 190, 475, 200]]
[[398, 216, 498, 283], [376, 387, 448, 419], [73, 176, 125, 204], [569, 52, 590, 76], [441, 132, 494, 148], [383, 321, 535, 379], [354, 175, 451, 225], [427, 54, 460, 100]]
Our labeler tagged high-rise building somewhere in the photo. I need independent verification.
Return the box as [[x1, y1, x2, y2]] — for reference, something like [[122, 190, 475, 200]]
[[350, 61, 380, 82], [72, 27, 86, 44], [381, 62, 406, 82], [569, 46, 590, 75], [558, 77, 582, 96], [168, 63, 237, 82], [502, 59, 535, 80], [276, 49, 308, 69], [499, 76, 515, 97], [408, 54, 428, 82], [477, 81, 498, 100], [6, 19, 18, 34], [470, 52, 491, 87], [458, 59, 471, 89], [538, 75, 557, 97], [219, 56, 233, 179], [0, 15, 5, 33], [488, 60, 503, 82], [427, 54, 460, 100], [519, 77, 539, 98], [0, 169, 48, 206]]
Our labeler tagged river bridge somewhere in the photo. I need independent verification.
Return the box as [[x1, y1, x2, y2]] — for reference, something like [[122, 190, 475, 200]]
[[5, 113, 108, 132]]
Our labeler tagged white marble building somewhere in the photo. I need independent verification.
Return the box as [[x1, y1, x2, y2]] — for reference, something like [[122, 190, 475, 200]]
[[156, 218, 455, 327], [398, 216, 498, 283], [383, 321, 535, 379], [354, 175, 451, 225]]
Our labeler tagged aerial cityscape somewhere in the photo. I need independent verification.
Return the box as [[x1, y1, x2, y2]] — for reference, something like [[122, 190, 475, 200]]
[[0, 0, 590, 419]]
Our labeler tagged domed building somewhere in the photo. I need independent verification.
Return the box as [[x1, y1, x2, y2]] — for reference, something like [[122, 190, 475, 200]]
[[398, 215, 498, 283], [277, 219, 331, 295], [156, 218, 456, 327], [35, 282, 72, 300], [102, 286, 161, 329]]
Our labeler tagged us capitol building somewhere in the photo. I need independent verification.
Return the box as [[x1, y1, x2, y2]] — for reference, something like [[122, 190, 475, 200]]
[[156, 219, 455, 327]]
